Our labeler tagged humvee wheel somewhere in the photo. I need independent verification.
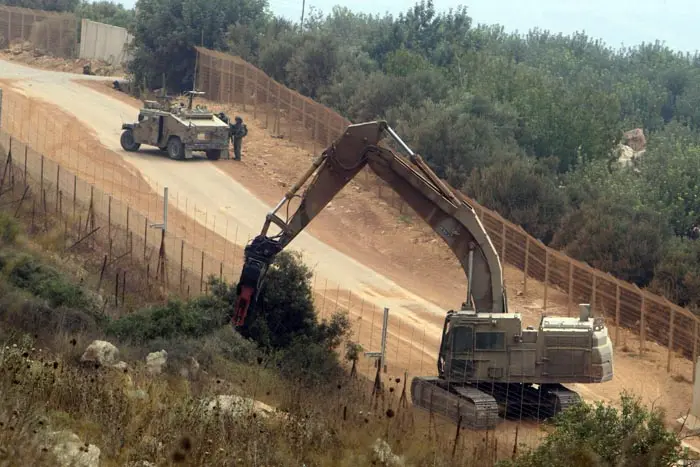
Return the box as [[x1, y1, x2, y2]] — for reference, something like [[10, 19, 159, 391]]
[[120, 129, 140, 152], [206, 149, 221, 161], [167, 136, 185, 160]]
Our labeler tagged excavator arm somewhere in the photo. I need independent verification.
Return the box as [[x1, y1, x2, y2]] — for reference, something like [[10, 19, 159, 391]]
[[231, 121, 507, 327]]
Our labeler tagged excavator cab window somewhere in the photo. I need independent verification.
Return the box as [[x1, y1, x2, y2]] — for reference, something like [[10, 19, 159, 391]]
[[475, 332, 506, 351], [451, 326, 474, 354]]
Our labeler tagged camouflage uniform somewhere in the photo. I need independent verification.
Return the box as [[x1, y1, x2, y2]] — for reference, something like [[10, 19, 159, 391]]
[[231, 116, 248, 161]]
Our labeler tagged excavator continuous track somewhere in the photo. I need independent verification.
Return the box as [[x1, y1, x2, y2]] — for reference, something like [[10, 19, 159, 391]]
[[471, 382, 582, 421], [410, 376, 501, 429], [411, 377, 582, 429]]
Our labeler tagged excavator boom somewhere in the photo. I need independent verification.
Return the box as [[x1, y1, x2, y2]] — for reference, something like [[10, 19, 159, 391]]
[[232, 121, 506, 326]]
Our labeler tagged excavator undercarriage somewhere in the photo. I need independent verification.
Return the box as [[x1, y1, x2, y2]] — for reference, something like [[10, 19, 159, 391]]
[[411, 378, 582, 429], [232, 121, 614, 430]]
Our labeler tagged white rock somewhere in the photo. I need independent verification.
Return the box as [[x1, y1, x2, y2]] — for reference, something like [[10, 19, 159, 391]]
[[146, 350, 167, 375], [372, 438, 404, 466], [112, 361, 129, 371], [179, 356, 200, 380], [202, 395, 276, 419], [47, 430, 101, 467], [80, 340, 119, 367], [127, 389, 148, 400]]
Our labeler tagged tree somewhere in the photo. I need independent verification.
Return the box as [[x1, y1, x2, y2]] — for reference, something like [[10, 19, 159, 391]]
[[74, 1, 135, 29], [551, 197, 669, 286], [0, 0, 78, 12], [127, 0, 269, 91]]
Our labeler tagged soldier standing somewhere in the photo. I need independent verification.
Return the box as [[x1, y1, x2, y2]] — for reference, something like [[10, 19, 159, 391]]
[[231, 116, 248, 161]]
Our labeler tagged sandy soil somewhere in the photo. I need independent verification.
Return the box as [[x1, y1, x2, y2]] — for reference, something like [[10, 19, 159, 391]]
[[0, 60, 694, 438]]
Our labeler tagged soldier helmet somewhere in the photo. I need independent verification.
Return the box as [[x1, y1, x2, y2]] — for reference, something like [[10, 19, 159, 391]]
[[235, 116, 243, 123]]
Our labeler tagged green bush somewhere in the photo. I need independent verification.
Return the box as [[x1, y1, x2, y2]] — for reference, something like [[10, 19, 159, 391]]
[[0, 213, 20, 246], [105, 294, 229, 343], [136, 326, 259, 371], [499, 393, 683, 467], [0, 252, 98, 312], [0, 290, 100, 337]]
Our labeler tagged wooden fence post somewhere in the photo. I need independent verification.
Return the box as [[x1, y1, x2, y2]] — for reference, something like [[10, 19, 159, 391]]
[[73, 174, 76, 216], [523, 236, 530, 293], [55, 164, 60, 209], [180, 240, 184, 291], [615, 283, 621, 346], [639, 291, 646, 356], [667, 306, 675, 373], [200, 250, 204, 292], [694, 320, 699, 383], [108, 195, 112, 244], [144, 217, 148, 259], [126, 206, 130, 251], [242, 64, 248, 111], [500, 223, 507, 263], [543, 251, 549, 310], [590, 273, 597, 315], [265, 78, 271, 129], [567, 261, 574, 317], [40, 154, 44, 194]]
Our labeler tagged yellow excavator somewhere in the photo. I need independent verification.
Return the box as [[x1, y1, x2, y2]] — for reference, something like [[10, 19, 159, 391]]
[[232, 121, 614, 429]]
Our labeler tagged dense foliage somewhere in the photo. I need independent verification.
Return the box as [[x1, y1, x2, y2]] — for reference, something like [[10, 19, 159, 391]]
[[7, 0, 700, 309], [499, 393, 683, 467], [74, 0, 134, 29]]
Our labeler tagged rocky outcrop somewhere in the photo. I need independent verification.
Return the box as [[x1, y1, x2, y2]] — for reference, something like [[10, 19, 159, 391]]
[[372, 438, 405, 466], [622, 128, 646, 152], [201, 395, 278, 419], [178, 356, 200, 380], [80, 340, 119, 367], [46, 430, 101, 467], [146, 350, 168, 375]]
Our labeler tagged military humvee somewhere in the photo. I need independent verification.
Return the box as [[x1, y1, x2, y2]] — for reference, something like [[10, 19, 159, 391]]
[[120, 91, 230, 161]]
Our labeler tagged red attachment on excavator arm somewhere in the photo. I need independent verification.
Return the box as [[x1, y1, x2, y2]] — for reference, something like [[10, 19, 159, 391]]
[[232, 284, 255, 327]]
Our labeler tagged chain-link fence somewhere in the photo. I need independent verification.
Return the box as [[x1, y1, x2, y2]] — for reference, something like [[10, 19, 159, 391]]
[[0, 5, 77, 58]]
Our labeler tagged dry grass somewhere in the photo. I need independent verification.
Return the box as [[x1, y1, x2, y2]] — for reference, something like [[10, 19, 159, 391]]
[[1, 338, 524, 466]]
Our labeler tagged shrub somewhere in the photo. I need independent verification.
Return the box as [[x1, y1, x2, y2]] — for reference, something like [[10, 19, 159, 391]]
[[1, 252, 99, 312], [213, 251, 353, 382], [499, 393, 683, 467], [131, 326, 260, 375], [236, 251, 319, 350], [276, 334, 346, 384], [0, 213, 20, 246], [105, 294, 229, 343], [0, 291, 100, 338]]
